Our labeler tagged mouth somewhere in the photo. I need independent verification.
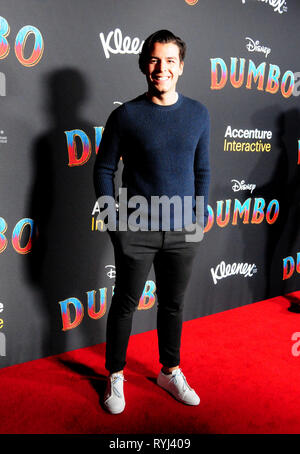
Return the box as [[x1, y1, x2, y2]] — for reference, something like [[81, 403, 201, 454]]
[[152, 75, 171, 82]]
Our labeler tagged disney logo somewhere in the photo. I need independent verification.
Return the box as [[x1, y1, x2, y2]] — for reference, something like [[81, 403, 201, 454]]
[[105, 265, 116, 279], [245, 37, 271, 58], [231, 179, 256, 193], [99, 28, 144, 59]]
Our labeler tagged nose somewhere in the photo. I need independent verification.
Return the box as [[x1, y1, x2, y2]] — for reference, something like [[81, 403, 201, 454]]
[[156, 59, 167, 72]]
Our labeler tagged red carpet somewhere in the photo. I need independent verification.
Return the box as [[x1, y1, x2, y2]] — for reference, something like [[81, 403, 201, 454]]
[[1, 291, 300, 434]]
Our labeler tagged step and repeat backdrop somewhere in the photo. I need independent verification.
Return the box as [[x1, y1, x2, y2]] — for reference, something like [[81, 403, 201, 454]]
[[0, 0, 300, 368]]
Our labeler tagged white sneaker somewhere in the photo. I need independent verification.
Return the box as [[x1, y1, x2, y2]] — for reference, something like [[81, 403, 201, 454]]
[[157, 368, 200, 406], [104, 373, 126, 414]]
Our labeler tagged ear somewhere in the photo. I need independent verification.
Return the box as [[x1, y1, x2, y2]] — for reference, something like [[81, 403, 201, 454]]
[[179, 61, 184, 76]]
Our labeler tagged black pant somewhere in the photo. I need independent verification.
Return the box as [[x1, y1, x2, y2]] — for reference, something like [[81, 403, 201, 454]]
[[106, 229, 200, 373]]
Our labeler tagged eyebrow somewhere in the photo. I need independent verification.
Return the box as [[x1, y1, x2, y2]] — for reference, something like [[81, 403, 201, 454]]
[[149, 55, 178, 60]]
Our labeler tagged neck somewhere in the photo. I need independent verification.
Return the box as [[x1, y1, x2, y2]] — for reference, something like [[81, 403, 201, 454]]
[[146, 90, 178, 106]]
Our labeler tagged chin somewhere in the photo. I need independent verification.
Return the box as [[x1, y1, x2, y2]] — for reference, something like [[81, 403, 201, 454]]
[[150, 86, 166, 95]]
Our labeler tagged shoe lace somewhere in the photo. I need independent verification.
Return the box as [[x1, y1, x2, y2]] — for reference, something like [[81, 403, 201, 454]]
[[111, 375, 126, 398], [170, 368, 191, 393]]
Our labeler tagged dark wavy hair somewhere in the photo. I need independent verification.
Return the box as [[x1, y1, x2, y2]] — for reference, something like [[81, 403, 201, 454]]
[[138, 30, 186, 74]]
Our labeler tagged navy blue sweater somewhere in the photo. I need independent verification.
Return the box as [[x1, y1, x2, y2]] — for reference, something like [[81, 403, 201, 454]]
[[93, 93, 210, 230]]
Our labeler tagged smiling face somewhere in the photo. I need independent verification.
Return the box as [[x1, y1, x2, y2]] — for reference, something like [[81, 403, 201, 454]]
[[145, 42, 184, 99]]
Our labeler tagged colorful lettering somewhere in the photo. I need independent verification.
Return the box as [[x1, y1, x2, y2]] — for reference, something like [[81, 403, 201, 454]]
[[266, 199, 279, 224], [246, 60, 266, 91], [283, 256, 295, 280], [265, 64, 280, 95], [230, 57, 245, 88], [216, 200, 231, 228], [0, 16, 10, 59], [138, 280, 156, 310], [94, 127, 104, 154], [59, 297, 84, 331], [210, 58, 228, 90], [232, 198, 251, 225], [281, 70, 295, 98], [14, 25, 44, 67], [65, 129, 91, 166], [0, 217, 8, 253], [87, 289, 107, 319], [11, 218, 35, 254]]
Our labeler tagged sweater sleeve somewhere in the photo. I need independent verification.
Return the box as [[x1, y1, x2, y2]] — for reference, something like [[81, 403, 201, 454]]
[[194, 107, 211, 225], [93, 109, 122, 200]]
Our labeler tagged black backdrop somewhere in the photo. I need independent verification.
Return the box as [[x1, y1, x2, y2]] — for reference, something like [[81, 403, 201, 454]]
[[0, 0, 300, 368]]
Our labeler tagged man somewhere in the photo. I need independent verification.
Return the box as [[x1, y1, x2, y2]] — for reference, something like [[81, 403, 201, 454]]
[[94, 30, 210, 414]]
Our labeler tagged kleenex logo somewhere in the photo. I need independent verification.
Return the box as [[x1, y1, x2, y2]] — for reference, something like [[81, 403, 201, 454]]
[[99, 28, 144, 59], [211, 261, 257, 285], [242, 0, 287, 15]]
